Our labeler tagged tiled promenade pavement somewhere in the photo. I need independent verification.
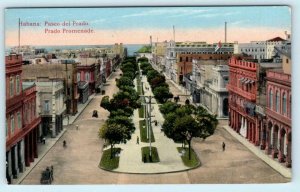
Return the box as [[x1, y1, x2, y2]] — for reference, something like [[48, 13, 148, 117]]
[[20, 68, 289, 184], [115, 76, 188, 173]]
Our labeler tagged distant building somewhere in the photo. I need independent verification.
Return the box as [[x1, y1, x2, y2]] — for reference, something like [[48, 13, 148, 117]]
[[164, 41, 234, 82], [234, 36, 287, 60]]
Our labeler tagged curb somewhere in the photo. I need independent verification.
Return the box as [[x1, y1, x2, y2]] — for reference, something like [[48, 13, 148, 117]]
[[223, 125, 291, 178]]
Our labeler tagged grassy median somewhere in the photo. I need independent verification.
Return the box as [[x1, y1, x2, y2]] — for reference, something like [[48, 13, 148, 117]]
[[141, 146, 160, 163], [139, 119, 155, 143], [99, 148, 121, 170], [177, 147, 199, 168]]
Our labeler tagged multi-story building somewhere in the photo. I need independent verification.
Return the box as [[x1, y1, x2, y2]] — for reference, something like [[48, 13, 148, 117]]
[[177, 53, 232, 84], [191, 59, 229, 118], [76, 58, 99, 95], [164, 41, 234, 82], [227, 55, 258, 140], [29, 79, 66, 138], [22, 61, 79, 115], [234, 36, 287, 60], [152, 41, 167, 70], [6, 54, 41, 183], [264, 45, 291, 167]]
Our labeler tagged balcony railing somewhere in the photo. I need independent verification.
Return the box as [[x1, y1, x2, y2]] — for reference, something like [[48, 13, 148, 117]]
[[227, 84, 256, 101]]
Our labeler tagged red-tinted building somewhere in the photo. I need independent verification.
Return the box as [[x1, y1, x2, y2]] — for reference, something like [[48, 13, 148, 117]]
[[105, 59, 112, 78], [177, 53, 232, 83], [265, 68, 291, 167], [227, 56, 258, 143], [77, 62, 96, 95], [6, 54, 41, 183]]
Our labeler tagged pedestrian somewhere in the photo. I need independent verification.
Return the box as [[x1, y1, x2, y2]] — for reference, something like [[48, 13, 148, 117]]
[[63, 140, 67, 148], [136, 136, 139, 144], [76, 125, 79, 130], [222, 142, 226, 151], [42, 137, 46, 144]]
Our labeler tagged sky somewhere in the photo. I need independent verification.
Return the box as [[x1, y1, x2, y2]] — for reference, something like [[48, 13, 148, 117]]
[[5, 6, 291, 46]]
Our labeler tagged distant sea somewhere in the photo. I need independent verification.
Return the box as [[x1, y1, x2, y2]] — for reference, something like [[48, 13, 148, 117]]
[[6, 44, 145, 56]]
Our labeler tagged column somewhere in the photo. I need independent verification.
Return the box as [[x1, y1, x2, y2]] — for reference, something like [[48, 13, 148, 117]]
[[25, 135, 30, 166], [6, 150, 12, 183], [278, 131, 285, 163], [286, 133, 291, 167], [19, 139, 25, 173], [13, 146, 19, 178], [29, 132, 34, 162], [34, 128, 38, 158]]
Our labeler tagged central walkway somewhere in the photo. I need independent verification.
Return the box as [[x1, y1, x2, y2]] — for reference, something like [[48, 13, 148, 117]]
[[115, 75, 189, 173]]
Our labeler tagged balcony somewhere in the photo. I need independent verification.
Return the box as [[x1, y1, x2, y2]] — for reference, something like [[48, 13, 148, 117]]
[[6, 94, 23, 109], [266, 108, 291, 127], [227, 84, 256, 101]]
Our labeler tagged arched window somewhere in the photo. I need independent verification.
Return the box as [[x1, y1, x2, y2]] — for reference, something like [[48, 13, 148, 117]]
[[269, 89, 273, 109], [283, 93, 287, 115], [276, 91, 280, 112]]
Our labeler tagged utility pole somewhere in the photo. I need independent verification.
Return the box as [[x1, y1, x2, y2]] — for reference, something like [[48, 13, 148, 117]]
[[149, 95, 152, 157], [225, 21, 227, 43]]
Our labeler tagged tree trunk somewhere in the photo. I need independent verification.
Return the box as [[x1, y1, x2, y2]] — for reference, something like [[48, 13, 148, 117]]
[[110, 144, 113, 159], [188, 140, 191, 160]]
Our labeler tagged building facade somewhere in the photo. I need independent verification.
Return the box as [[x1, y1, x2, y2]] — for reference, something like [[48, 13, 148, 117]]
[[191, 59, 229, 118], [6, 54, 41, 183], [164, 40, 234, 82], [227, 56, 258, 141]]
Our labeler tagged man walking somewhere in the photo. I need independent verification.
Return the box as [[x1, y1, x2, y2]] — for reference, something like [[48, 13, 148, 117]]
[[222, 142, 226, 151], [137, 136, 139, 144]]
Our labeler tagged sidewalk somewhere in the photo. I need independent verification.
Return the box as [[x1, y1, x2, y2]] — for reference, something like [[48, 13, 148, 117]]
[[13, 93, 96, 184], [114, 76, 190, 173], [223, 125, 291, 178]]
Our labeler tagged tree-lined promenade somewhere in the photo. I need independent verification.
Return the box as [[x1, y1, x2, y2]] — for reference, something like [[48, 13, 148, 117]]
[[19, 57, 288, 184]]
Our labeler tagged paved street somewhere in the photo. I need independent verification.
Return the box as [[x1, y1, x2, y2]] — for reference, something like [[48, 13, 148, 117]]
[[20, 69, 289, 184]]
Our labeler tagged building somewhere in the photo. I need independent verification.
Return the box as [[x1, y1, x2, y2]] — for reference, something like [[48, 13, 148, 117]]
[[264, 44, 291, 167], [30, 79, 65, 138], [152, 41, 167, 70], [191, 59, 229, 118], [22, 61, 79, 115], [234, 36, 287, 60], [76, 58, 98, 95], [177, 53, 232, 84], [227, 55, 258, 140], [6, 54, 41, 183], [164, 41, 234, 82]]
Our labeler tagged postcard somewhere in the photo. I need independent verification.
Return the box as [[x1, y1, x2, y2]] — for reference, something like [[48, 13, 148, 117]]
[[4, 6, 292, 185]]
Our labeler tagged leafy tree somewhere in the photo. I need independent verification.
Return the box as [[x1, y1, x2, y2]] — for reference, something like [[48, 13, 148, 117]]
[[173, 115, 198, 160], [107, 115, 135, 134], [137, 57, 149, 62], [116, 76, 134, 88], [159, 101, 181, 115], [109, 108, 133, 118], [147, 70, 159, 82], [150, 75, 167, 89], [153, 86, 173, 103], [99, 123, 129, 159], [100, 96, 111, 111]]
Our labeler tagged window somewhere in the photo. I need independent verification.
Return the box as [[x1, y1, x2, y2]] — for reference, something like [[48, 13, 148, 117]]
[[179, 57, 182, 62], [269, 89, 273, 109], [286, 59, 289, 63], [283, 93, 287, 115], [10, 76, 14, 97], [44, 100, 50, 112], [10, 115, 15, 134], [16, 75, 20, 94], [17, 112, 21, 129], [85, 72, 90, 82], [77, 72, 80, 82], [276, 91, 280, 112]]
